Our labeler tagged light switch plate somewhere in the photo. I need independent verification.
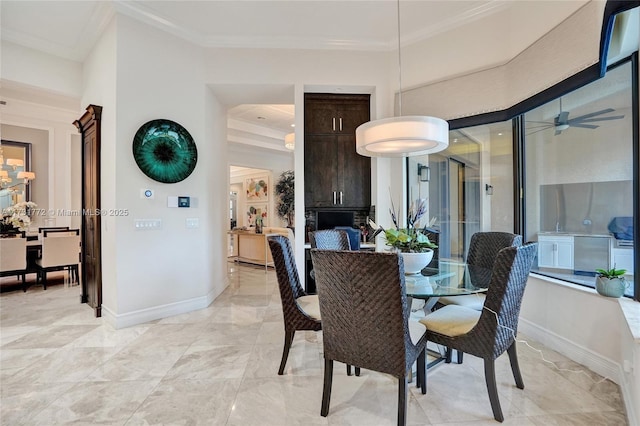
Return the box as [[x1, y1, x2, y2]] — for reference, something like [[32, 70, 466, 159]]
[[186, 218, 199, 229], [167, 196, 178, 208]]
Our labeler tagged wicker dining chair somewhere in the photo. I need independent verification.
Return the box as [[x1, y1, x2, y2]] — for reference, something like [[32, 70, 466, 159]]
[[309, 229, 350, 251], [308, 229, 361, 376], [437, 232, 522, 364], [439, 232, 523, 311], [311, 249, 428, 426], [419, 242, 537, 423], [267, 235, 322, 375]]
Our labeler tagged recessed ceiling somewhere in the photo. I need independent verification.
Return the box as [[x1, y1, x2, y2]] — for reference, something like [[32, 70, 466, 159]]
[[0, 0, 596, 154], [1, 1, 589, 62]]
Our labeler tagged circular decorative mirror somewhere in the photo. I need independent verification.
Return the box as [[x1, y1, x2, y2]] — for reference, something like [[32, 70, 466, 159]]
[[132, 119, 197, 183]]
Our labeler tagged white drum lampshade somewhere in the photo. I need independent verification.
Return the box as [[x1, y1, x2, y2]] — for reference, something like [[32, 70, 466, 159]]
[[356, 116, 449, 157]]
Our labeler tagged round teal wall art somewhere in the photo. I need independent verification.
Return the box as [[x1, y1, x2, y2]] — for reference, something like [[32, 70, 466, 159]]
[[132, 119, 198, 183]]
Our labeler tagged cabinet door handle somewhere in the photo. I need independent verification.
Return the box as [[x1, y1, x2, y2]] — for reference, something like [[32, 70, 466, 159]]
[[333, 191, 337, 204], [332, 117, 336, 131], [339, 117, 343, 131], [339, 191, 343, 204]]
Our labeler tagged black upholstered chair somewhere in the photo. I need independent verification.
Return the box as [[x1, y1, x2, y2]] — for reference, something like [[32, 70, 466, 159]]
[[311, 249, 428, 426], [419, 242, 537, 423], [267, 235, 322, 375]]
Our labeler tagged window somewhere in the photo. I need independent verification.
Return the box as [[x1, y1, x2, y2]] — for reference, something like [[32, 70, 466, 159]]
[[410, 121, 514, 262], [524, 61, 635, 297]]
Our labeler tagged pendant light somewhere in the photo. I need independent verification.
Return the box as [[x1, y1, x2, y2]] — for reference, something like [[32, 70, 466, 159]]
[[356, 0, 449, 157], [284, 132, 295, 150]]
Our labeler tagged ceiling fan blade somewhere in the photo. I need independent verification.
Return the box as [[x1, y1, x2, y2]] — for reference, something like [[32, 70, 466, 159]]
[[526, 126, 553, 136], [570, 123, 599, 129], [554, 128, 563, 136], [573, 115, 625, 123], [569, 108, 615, 121], [526, 123, 555, 130]]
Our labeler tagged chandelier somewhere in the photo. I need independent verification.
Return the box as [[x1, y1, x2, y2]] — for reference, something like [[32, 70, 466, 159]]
[[355, 0, 449, 157]]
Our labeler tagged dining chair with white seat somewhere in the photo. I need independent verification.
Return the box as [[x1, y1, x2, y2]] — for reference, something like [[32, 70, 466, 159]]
[[437, 232, 522, 363], [267, 235, 322, 375], [0, 237, 28, 291], [36, 229, 80, 289], [311, 249, 427, 426], [419, 242, 537, 423]]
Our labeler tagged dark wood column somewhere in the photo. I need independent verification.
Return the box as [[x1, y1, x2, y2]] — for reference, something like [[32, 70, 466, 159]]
[[73, 105, 103, 317]]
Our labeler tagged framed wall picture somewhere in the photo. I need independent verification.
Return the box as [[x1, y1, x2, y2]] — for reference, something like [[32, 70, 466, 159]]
[[245, 176, 269, 201], [246, 202, 268, 227]]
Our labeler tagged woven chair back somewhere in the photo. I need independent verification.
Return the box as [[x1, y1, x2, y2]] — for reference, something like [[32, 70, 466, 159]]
[[309, 230, 350, 251], [311, 249, 415, 377], [466, 232, 523, 287], [475, 242, 537, 358], [268, 235, 306, 303]]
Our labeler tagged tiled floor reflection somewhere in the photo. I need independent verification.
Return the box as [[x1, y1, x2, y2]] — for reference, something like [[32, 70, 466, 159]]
[[0, 263, 628, 425]]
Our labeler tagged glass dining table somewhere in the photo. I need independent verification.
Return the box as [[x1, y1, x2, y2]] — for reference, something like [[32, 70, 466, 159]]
[[404, 260, 491, 369], [405, 260, 490, 311]]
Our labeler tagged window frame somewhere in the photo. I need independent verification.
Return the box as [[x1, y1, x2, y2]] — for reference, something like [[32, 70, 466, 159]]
[[411, 1, 639, 301]]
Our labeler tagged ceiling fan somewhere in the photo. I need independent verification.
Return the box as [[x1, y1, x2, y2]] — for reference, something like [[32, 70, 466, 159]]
[[527, 98, 625, 136]]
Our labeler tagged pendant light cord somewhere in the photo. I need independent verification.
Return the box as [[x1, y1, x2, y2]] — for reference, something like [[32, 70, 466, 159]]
[[397, 0, 403, 116]]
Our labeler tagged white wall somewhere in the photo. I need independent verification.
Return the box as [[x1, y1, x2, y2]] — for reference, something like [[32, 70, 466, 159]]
[[1, 41, 83, 98], [93, 15, 225, 326], [520, 276, 639, 425]]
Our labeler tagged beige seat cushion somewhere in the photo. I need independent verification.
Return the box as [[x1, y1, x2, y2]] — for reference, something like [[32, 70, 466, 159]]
[[297, 295, 321, 320], [408, 319, 427, 345], [419, 305, 481, 337], [439, 294, 485, 311]]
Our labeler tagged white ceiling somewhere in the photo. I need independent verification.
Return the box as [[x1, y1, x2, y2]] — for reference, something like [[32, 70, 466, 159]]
[[1, 0, 593, 152]]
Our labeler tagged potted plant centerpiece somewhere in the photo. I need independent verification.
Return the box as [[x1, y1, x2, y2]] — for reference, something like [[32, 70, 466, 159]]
[[1, 201, 37, 235], [370, 198, 438, 275], [595, 266, 628, 298]]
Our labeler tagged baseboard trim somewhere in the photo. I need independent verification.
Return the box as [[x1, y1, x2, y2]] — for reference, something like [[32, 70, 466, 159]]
[[519, 318, 620, 383], [102, 287, 219, 329]]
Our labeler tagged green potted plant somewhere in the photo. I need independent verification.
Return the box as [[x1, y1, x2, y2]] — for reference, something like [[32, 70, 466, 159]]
[[595, 266, 627, 298], [370, 198, 437, 274], [274, 170, 294, 228]]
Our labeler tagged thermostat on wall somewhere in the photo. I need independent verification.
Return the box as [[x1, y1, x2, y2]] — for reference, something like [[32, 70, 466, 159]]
[[178, 196, 190, 208]]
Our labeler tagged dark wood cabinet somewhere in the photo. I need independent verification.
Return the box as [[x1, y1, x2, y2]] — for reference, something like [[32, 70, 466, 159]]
[[304, 93, 371, 209]]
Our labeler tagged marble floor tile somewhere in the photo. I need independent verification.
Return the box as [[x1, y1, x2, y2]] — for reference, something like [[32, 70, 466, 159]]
[[0, 262, 628, 425], [163, 344, 253, 380], [2, 324, 100, 349], [0, 381, 76, 426], [3, 346, 119, 385], [87, 345, 187, 382], [29, 380, 160, 425], [125, 378, 241, 425], [226, 375, 329, 426]]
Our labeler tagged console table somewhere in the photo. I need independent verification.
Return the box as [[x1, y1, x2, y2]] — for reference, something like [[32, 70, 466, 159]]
[[228, 228, 290, 272]]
